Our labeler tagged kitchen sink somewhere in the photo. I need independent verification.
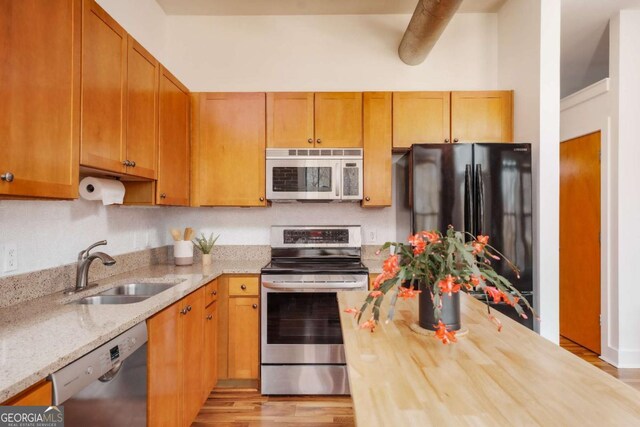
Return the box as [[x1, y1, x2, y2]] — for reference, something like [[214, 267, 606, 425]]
[[71, 281, 183, 305], [73, 295, 151, 305], [99, 283, 176, 296]]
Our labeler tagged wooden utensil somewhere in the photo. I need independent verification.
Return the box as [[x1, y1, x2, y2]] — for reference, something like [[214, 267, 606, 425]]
[[170, 228, 182, 241], [184, 227, 194, 241]]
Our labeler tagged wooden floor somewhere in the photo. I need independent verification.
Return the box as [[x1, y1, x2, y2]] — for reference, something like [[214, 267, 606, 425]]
[[193, 340, 640, 426], [560, 336, 640, 392], [193, 388, 355, 426]]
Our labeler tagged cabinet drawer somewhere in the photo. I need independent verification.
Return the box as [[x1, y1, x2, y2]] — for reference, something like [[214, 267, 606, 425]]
[[228, 277, 259, 296], [205, 279, 218, 306]]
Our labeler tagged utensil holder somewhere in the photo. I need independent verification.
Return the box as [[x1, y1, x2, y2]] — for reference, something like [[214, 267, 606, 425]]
[[174, 241, 194, 266]]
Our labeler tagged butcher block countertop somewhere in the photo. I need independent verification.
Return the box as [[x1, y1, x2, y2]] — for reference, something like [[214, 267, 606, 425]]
[[337, 292, 640, 427]]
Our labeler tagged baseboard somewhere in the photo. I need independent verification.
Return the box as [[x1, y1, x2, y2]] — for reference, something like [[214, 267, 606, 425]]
[[615, 349, 640, 368]]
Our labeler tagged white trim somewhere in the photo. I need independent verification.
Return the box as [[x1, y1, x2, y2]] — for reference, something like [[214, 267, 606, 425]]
[[561, 78, 610, 111]]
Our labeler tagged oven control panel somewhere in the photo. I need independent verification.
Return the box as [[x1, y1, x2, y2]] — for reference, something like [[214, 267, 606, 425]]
[[284, 229, 349, 245], [271, 226, 361, 248]]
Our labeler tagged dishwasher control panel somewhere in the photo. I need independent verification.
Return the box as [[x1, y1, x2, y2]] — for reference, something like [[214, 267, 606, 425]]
[[49, 322, 148, 405]]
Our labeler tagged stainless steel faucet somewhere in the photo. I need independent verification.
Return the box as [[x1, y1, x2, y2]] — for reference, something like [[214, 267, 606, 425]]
[[73, 240, 116, 293]]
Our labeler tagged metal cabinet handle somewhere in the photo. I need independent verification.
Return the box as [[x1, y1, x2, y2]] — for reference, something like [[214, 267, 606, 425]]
[[122, 160, 131, 167], [259, 197, 265, 202], [453, 138, 459, 143], [130, 161, 136, 167], [241, 284, 247, 290], [444, 138, 450, 143], [160, 193, 167, 199], [206, 314, 213, 320], [316, 138, 322, 144], [307, 138, 313, 144], [1, 172, 14, 183], [187, 305, 192, 312], [365, 197, 370, 202], [210, 290, 217, 296], [180, 307, 188, 315], [252, 304, 258, 309]]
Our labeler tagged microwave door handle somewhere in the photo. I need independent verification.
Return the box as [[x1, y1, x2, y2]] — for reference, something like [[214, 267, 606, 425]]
[[334, 161, 341, 199]]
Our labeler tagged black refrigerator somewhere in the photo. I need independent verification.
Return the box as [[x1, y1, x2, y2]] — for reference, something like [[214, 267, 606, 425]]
[[395, 143, 534, 329]]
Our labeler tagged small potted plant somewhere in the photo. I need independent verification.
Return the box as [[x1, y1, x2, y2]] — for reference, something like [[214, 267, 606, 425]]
[[348, 227, 534, 343], [192, 233, 220, 266]]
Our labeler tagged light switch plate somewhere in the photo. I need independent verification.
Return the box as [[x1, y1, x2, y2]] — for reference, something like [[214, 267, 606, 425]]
[[3, 243, 17, 272]]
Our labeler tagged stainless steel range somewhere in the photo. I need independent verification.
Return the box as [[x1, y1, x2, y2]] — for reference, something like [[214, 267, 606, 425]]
[[261, 225, 368, 395]]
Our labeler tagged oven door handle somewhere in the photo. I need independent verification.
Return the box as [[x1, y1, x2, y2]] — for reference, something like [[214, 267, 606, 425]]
[[262, 281, 366, 290]]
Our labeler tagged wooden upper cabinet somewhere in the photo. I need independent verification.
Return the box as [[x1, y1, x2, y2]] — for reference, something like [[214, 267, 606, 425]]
[[267, 92, 314, 148], [451, 91, 513, 143], [192, 93, 266, 207], [228, 296, 260, 379], [157, 66, 190, 206], [80, 0, 127, 173], [393, 91, 450, 149], [0, 0, 81, 199], [125, 36, 158, 179], [314, 92, 363, 148], [362, 92, 392, 207]]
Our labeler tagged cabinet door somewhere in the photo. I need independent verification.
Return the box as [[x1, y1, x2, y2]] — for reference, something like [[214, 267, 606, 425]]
[[363, 92, 392, 207], [192, 93, 266, 207], [181, 288, 205, 426], [125, 36, 158, 179], [203, 301, 218, 402], [228, 297, 259, 379], [2, 381, 52, 406], [157, 66, 190, 206], [267, 93, 314, 148], [392, 91, 450, 149], [451, 91, 513, 143], [314, 92, 363, 148], [148, 303, 181, 427], [0, 0, 80, 199], [80, 0, 127, 173]]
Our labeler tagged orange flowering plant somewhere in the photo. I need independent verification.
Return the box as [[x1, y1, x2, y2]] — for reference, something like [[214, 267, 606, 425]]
[[348, 226, 534, 343]]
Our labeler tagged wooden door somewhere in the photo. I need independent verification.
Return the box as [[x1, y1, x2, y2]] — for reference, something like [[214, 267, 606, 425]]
[[560, 132, 601, 354], [125, 36, 158, 179], [314, 92, 363, 148], [181, 288, 205, 426], [148, 302, 181, 427], [80, 0, 127, 173], [228, 297, 259, 379], [0, 0, 81, 199], [392, 91, 450, 148], [362, 92, 392, 207], [267, 93, 314, 148], [157, 66, 190, 206], [192, 93, 266, 207], [450, 91, 513, 143], [203, 301, 218, 401]]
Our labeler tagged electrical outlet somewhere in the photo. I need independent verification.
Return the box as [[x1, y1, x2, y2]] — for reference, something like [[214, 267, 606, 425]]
[[367, 230, 377, 243], [3, 243, 17, 273]]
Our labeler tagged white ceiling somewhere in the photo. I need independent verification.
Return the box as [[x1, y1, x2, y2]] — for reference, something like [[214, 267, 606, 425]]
[[155, 0, 507, 16], [561, 0, 640, 97]]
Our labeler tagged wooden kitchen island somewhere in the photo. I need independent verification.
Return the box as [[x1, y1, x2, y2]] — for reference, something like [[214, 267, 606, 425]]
[[338, 292, 640, 426]]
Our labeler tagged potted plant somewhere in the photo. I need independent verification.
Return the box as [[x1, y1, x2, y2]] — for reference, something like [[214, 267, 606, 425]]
[[192, 233, 220, 266], [348, 227, 534, 343]]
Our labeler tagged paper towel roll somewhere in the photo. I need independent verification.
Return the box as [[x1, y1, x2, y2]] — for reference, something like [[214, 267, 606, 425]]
[[79, 177, 125, 205]]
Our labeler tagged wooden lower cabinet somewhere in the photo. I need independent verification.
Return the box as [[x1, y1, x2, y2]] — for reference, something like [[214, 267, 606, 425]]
[[228, 296, 260, 379], [203, 301, 219, 401], [148, 286, 208, 427], [2, 381, 52, 406]]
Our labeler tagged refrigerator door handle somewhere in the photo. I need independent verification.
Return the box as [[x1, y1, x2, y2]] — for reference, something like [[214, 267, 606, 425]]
[[475, 164, 485, 235], [464, 164, 473, 239]]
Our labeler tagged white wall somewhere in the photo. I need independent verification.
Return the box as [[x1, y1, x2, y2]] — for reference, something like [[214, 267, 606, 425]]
[[0, 200, 166, 277], [164, 13, 499, 92], [560, 79, 615, 364], [609, 10, 640, 368], [498, 0, 561, 342]]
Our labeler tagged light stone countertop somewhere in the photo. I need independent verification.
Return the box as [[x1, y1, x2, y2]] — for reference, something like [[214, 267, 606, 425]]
[[362, 259, 383, 274], [0, 259, 268, 402]]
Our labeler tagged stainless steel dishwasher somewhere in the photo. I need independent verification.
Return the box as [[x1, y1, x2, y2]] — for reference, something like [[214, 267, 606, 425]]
[[49, 323, 147, 427]]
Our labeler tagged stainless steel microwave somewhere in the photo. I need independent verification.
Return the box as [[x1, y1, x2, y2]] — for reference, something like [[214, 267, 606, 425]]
[[266, 148, 363, 201]]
